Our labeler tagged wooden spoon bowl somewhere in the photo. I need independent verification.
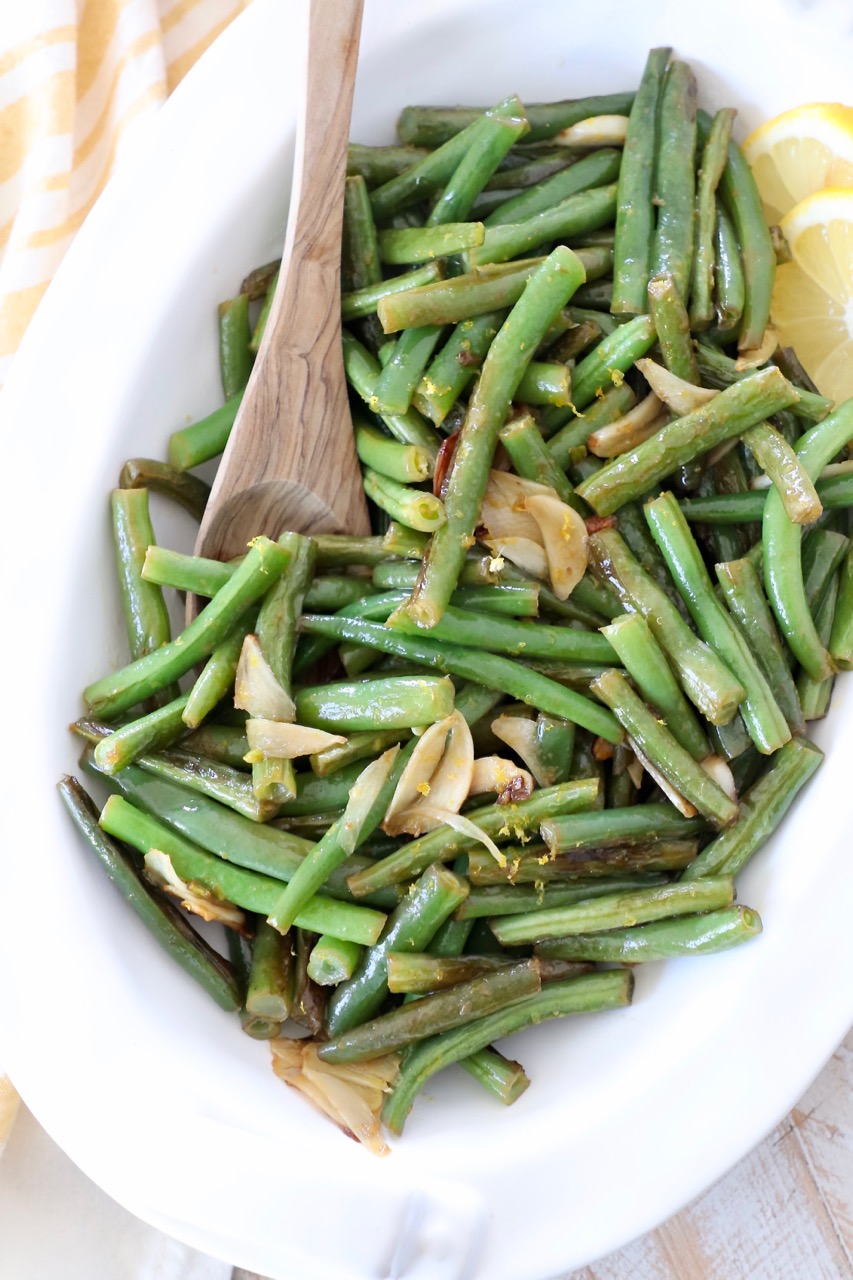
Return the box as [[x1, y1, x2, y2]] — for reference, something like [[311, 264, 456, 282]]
[[194, 0, 369, 565]]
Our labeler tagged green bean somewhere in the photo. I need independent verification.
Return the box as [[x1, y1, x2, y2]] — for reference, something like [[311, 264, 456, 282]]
[[396, 95, 636, 148], [377, 258, 544, 331], [310, 728, 408, 777], [85, 536, 289, 720], [590, 668, 739, 827], [414, 310, 504, 424], [181, 724, 249, 769], [611, 47, 671, 315], [577, 367, 799, 515], [342, 261, 445, 322], [715, 559, 804, 735], [567, 314, 657, 413], [467, 839, 698, 883], [682, 737, 823, 881], [341, 330, 441, 449], [110, 489, 174, 689], [345, 777, 601, 897], [118, 458, 210, 522], [239, 259, 280, 300], [245, 919, 293, 1020], [796, 569, 840, 721], [829, 541, 853, 669], [325, 863, 470, 1037], [802, 528, 848, 613], [644, 491, 790, 754], [347, 143, 431, 186], [58, 776, 242, 1011], [513, 362, 573, 408], [743, 421, 823, 524], [307, 935, 363, 986], [713, 202, 745, 334], [647, 274, 698, 382], [680, 471, 853, 523], [183, 615, 254, 730], [382, 970, 632, 1135], [698, 110, 775, 351], [546, 383, 637, 468], [361, 468, 446, 532], [695, 342, 831, 421], [168, 394, 242, 471], [377, 222, 484, 265], [295, 675, 454, 733], [372, 325, 447, 416], [534, 905, 761, 963], [467, 184, 617, 269], [249, 267, 278, 352], [300, 614, 621, 743], [484, 149, 622, 227], [601, 613, 708, 759], [689, 108, 735, 330], [257, 531, 315, 696], [218, 294, 252, 400], [342, 175, 382, 292], [763, 399, 853, 679], [321, 959, 542, 1063], [391, 602, 616, 664], [135, 748, 277, 822], [94, 693, 189, 775], [402, 247, 587, 626], [353, 423, 435, 483], [99, 796, 387, 946], [142, 545, 233, 597], [370, 95, 528, 221], [456, 876, 669, 920], [589, 529, 744, 724], [491, 876, 733, 945], [85, 757, 398, 910], [651, 61, 697, 300]]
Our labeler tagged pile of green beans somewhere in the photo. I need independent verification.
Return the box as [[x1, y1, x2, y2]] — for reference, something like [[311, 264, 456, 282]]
[[62, 51, 853, 1144]]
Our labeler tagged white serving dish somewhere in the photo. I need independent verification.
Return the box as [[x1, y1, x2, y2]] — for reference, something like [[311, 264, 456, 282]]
[[2, 1, 853, 1276]]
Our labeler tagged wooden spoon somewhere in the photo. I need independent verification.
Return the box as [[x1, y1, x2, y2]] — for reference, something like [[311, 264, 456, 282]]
[[194, 0, 369, 566]]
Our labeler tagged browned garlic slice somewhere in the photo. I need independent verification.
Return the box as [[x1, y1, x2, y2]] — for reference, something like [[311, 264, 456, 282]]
[[586, 391, 665, 458], [339, 745, 400, 855], [144, 850, 245, 929], [234, 634, 296, 722], [469, 755, 535, 803], [245, 719, 346, 760], [270, 1038, 399, 1156]]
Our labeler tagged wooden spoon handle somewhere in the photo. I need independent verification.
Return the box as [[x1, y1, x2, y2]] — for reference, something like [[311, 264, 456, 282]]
[[195, 0, 369, 562]]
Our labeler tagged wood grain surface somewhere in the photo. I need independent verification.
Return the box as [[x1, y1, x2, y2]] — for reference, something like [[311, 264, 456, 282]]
[[232, 1026, 853, 1280]]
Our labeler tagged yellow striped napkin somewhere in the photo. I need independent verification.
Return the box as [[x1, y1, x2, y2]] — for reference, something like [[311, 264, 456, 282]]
[[0, 0, 250, 1148], [0, 0, 251, 391]]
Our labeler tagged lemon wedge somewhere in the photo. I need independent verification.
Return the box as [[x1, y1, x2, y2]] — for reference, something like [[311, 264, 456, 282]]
[[743, 103, 853, 223], [771, 187, 853, 404]]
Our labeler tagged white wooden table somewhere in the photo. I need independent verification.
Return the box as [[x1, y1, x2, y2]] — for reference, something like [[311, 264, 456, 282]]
[[233, 1026, 853, 1280]]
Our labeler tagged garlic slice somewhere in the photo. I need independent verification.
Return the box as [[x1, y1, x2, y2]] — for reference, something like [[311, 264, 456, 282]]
[[404, 804, 507, 865], [555, 114, 629, 147], [144, 849, 245, 929], [469, 755, 535, 803], [339, 745, 401, 855], [234, 634, 296, 722], [635, 358, 719, 416], [735, 326, 778, 371], [586, 392, 665, 458], [245, 718, 346, 760], [383, 711, 474, 837], [482, 535, 549, 580], [700, 753, 737, 801], [627, 737, 697, 819], [524, 492, 589, 600], [480, 469, 546, 542], [271, 1038, 399, 1156]]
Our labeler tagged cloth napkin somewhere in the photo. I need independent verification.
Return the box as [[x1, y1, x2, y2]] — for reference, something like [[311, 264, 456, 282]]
[[1, 3, 249, 1274]]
